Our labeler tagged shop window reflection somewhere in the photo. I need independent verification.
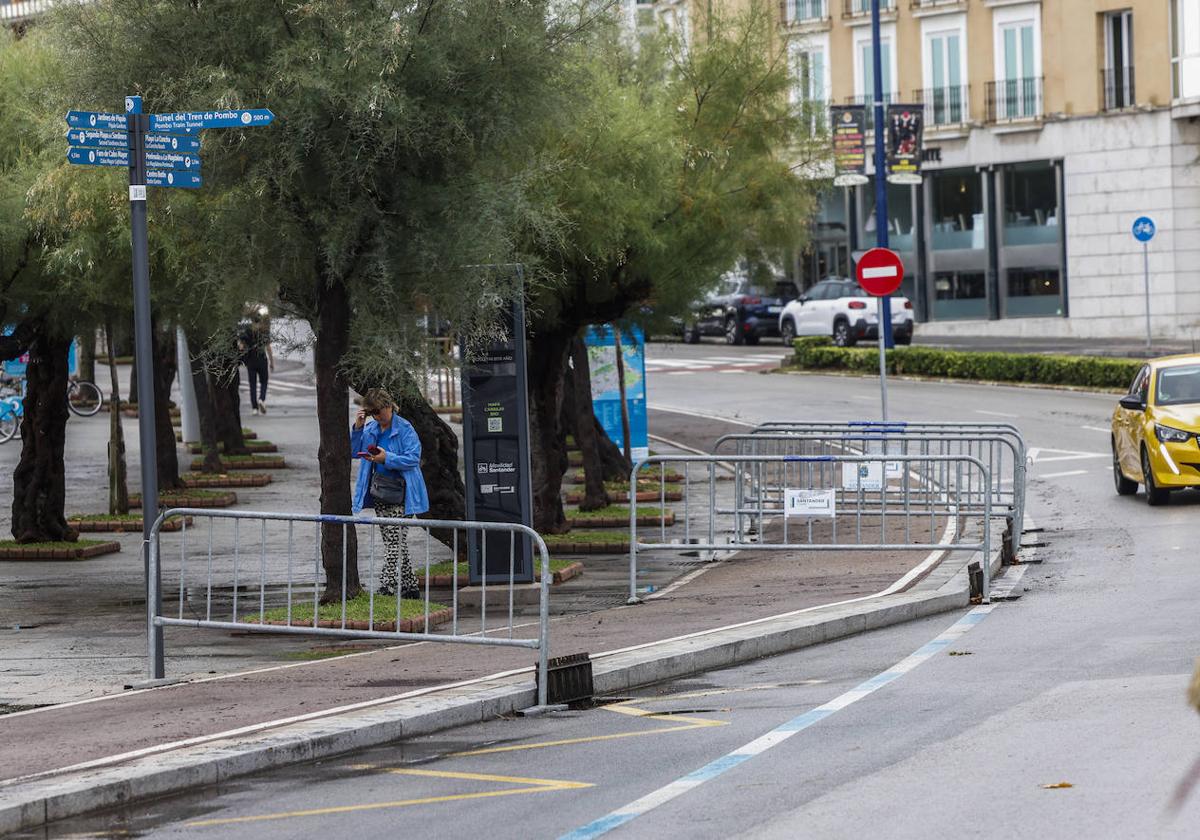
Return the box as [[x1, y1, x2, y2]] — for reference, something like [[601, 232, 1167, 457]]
[[931, 169, 984, 250]]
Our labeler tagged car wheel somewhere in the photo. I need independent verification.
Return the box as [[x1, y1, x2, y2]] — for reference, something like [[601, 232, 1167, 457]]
[[1113, 439, 1137, 496], [780, 319, 796, 346], [832, 320, 853, 347], [683, 325, 700, 344], [1142, 447, 1170, 506], [725, 317, 744, 346]]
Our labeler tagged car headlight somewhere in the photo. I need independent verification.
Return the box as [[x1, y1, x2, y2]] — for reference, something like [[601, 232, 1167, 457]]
[[1154, 424, 1192, 443]]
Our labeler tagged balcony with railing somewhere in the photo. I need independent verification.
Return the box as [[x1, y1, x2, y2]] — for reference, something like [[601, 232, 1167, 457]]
[[984, 77, 1043, 123], [785, 0, 828, 24], [909, 0, 966, 10], [1101, 66, 1135, 111], [844, 93, 897, 132], [915, 85, 969, 128], [842, 0, 896, 20]]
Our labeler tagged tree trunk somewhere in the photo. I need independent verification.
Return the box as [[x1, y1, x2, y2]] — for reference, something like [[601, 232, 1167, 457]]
[[592, 413, 632, 482], [11, 327, 76, 543], [565, 337, 610, 511], [526, 327, 572, 534], [212, 362, 248, 456], [77, 329, 95, 384], [127, 352, 137, 405], [104, 322, 129, 516], [151, 323, 183, 491], [185, 337, 223, 475], [314, 279, 360, 602]]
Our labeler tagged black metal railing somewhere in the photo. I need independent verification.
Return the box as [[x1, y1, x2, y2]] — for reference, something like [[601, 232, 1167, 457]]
[[914, 85, 969, 126], [984, 77, 1043, 122], [844, 93, 897, 131], [842, 0, 895, 18], [786, 0, 827, 22], [1101, 66, 1136, 111]]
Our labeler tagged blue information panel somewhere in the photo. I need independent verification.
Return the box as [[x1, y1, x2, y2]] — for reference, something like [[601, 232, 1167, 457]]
[[150, 108, 274, 132], [66, 110, 126, 130], [66, 128, 127, 149], [145, 169, 202, 189], [145, 133, 200, 152], [584, 324, 649, 462], [67, 148, 200, 171]]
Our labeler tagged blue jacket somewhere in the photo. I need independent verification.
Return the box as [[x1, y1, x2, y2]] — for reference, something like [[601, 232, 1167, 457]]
[[350, 417, 430, 516]]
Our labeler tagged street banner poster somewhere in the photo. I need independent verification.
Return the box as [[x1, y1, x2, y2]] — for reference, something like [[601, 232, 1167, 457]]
[[584, 324, 649, 462], [460, 299, 535, 585], [830, 105, 869, 187], [886, 104, 924, 185], [0, 329, 76, 378]]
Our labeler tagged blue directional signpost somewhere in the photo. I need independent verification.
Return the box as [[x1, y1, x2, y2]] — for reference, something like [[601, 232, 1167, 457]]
[[65, 95, 274, 679], [1132, 215, 1156, 349]]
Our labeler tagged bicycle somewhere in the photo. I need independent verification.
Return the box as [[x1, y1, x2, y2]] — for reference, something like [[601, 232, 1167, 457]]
[[67, 378, 103, 417], [0, 395, 21, 444]]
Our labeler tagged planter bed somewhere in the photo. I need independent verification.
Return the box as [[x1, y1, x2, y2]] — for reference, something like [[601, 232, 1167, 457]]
[[0, 540, 120, 560], [67, 514, 193, 533], [181, 472, 273, 489], [565, 505, 675, 529], [543, 535, 629, 555], [188, 455, 287, 471], [416, 559, 583, 588], [243, 593, 450, 633], [130, 490, 238, 509], [188, 440, 279, 454], [565, 490, 683, 505], [178, 428, 256, 443], [565, 470, 686, 485]]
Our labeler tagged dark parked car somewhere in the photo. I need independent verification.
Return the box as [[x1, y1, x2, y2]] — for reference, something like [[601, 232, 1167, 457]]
[[682, 278, 796, 345]]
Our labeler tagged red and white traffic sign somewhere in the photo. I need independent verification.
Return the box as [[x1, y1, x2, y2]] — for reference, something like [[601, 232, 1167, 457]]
[[855, 247, 904, 296]]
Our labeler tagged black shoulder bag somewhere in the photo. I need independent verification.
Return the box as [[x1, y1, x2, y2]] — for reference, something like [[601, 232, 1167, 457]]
[[369, 461, 408, 508]]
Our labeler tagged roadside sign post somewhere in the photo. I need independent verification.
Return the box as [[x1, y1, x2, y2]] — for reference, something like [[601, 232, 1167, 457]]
[[868, 0, 893, 351], [856, 247, 905, 422], [66, 96, 274, 679], [1132, 216, 1156, 349]]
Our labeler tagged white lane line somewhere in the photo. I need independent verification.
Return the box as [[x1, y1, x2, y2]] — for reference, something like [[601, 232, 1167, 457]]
[[1081, 425, 1111, 433], [665, 371, 695, 376], [1034, 453, 1108, 463], [975, 410, 1019, 418], [560, 606, 994, 840], [1039, 469, 1089, 479]]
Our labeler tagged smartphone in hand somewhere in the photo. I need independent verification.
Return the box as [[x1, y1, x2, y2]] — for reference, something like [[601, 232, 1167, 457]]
[[357, 444, 382, 459]]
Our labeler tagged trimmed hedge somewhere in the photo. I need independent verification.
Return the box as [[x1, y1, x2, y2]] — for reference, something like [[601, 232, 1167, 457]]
[[788, 336, 1142, 390]]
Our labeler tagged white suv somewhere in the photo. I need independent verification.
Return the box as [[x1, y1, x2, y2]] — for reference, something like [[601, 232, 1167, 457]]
[[779, 277, 914, 347]]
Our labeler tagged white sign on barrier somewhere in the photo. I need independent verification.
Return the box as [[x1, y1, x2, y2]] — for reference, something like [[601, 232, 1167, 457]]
[[784, 488, 836, 518], [842, 461, 883, 491], [866, 440, 903, 478]]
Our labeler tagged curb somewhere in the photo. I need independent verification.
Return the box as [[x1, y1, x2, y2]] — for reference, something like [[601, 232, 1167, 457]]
[[0, 535, 1000, 834]]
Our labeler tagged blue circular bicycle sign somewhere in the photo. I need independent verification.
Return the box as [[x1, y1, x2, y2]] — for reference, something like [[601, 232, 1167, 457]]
[[1132, 216, 1156, 242]]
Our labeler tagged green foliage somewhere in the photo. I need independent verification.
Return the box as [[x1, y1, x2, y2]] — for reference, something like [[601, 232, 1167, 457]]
[[789, 336, 1143, 390], [527, 1, 823, 332]]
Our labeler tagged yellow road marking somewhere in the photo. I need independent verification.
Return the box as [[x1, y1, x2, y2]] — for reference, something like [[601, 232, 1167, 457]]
[[447, 700, 727, 758], [185, 770, 591, 829]]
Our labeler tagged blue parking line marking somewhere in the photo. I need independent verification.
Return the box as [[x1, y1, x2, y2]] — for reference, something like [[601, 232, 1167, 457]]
[[559, 605, 994, 840]]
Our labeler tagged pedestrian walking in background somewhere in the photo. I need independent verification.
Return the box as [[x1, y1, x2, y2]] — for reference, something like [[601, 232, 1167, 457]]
[[239, 308, 274, 414], [351, 388, 429, 598]]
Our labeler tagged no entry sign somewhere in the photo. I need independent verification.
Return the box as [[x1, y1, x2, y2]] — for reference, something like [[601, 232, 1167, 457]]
[[856, 248, 904, 296]]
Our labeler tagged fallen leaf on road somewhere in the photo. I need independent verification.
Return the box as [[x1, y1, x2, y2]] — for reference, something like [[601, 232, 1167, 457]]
[[1041, 782, 1073, 789]]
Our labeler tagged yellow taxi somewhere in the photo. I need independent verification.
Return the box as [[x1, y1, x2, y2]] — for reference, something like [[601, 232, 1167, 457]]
[[1111, 354, 1200, 505]]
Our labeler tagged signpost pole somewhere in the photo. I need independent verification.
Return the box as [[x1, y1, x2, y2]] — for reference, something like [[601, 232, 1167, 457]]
[[126, 100, 163, 679], [1143, 240, 1151, 350], [870, 0, 891, 419]]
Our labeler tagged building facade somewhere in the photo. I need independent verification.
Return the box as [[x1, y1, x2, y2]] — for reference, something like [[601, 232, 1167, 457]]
[[784, 0, 1200, 340]]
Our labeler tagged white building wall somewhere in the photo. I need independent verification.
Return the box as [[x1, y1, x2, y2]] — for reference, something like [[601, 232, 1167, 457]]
[[917, 108, 1200, 340]]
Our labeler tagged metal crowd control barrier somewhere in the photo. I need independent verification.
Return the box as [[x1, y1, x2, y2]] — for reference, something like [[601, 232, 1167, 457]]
[[148, 508, 552, 707], [628, 453, 992, 604], [716, 429, 1025, 554]]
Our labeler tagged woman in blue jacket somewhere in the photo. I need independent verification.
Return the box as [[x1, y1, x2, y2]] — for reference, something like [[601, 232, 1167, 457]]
[[351, 388, 430, 598]]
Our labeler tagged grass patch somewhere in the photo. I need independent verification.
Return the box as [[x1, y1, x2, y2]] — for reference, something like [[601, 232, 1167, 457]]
[[544, 530, 630, 546], [417, 557, 577, 578], [0, 539, 112, 549], [246, 592, 443, 625], [161, 488, 231, 500], [566, 505, 668, 521]]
